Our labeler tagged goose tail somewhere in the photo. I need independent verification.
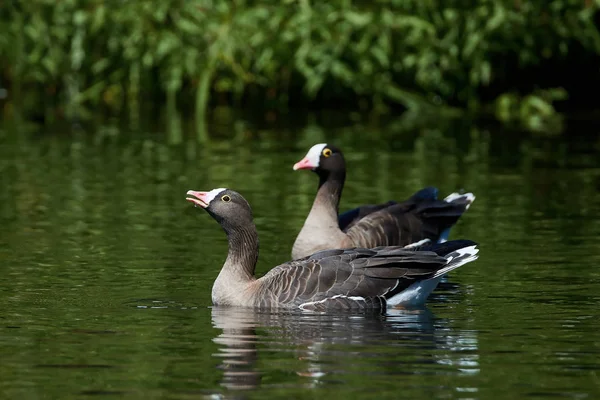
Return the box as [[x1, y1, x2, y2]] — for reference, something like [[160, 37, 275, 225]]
[[386, 240, 479, 307], [436, 192, 475, 243]]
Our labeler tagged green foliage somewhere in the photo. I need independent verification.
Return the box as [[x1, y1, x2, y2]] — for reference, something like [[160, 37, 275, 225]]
[[495, 88, 568, 135], [1, 0, 599, 132]]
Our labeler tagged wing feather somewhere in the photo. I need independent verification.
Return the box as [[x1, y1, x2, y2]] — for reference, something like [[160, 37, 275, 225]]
[[258, 244, 467, 309]]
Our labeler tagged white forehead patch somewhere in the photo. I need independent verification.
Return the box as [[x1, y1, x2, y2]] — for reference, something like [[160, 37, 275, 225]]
[[304, 143, 327, 167], [205, 188, 227, 204]]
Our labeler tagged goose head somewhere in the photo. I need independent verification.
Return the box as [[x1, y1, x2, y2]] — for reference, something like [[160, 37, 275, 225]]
[[186, 188, 254, 230], [293, 143, 345, 177]]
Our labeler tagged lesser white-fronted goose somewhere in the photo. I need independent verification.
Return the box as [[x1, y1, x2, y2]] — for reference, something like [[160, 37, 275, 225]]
[[186, 188, 479, 311], [291, 143, 476, 259]]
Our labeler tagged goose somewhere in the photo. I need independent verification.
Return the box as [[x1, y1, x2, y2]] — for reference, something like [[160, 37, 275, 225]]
[[186, 188, 479, 311], [291, 143, 476, 259]]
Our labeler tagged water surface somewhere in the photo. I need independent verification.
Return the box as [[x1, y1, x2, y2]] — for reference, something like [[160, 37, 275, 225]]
[[1, 119, 600, 399]]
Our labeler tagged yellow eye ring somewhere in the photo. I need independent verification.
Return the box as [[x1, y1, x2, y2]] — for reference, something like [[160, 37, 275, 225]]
[[221, 195, 231, 202], [322, 148, 332, 157]]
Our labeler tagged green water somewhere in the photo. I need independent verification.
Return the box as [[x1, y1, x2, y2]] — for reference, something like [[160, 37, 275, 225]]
[[1, 118, 600, 399]]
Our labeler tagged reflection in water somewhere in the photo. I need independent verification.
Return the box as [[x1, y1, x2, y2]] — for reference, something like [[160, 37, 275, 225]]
[[210, 306, 480, 392], [211, 307, 261, 390]]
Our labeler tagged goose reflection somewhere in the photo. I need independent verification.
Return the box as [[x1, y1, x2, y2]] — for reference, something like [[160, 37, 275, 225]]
[[210, 306, 478, 392], [211, 307, 261, 390]]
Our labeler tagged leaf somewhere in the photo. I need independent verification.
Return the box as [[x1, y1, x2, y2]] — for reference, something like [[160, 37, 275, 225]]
[[142, 53, 154, 68], [41, 57, 57, 77], [255, 48, 274, 71], [480, 61, 491, 85], [355, 30, 374, 54], [165, 66, 183, 92], [92, 59, 110, 75], [177, 18, 202, 35], [359, 59, 374, 76], [331, 60, 354, 82], [494, 93, 518, 122], [443, 9, 458, 22], [377, 30, 390, 55], [371, 46, 389, 68], [403, 54, 417, 68], [73, 10, 87, 26], [486, 4, 506, 31], [305, 74, 324, 97], [523, 95, 555, 117], [24, 25, 40, 41], [90, 5, 106, 34], [544, 87, 568, 101], [215, 77, 234, 92], [344, 11, 373, 27], [463, 33, 481, 58], [249, 31, 266, 47], [156, 33, 180, 60], [153, 6, 168, 22]]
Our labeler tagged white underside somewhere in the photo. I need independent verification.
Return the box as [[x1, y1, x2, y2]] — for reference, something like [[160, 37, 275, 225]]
[[385, 276, 444, 307]]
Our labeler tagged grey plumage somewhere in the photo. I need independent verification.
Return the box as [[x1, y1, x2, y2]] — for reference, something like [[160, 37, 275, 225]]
[[292, 143, 476, 259], [186, 188, 479, 311]]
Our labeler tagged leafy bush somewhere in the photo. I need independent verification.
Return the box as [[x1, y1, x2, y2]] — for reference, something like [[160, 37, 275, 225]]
[[1, 0, 599, 132]]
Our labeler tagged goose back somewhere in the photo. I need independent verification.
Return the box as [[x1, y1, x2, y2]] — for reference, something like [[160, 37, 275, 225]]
[[337, 187, 439, 231], [343, 191, 474, 249]]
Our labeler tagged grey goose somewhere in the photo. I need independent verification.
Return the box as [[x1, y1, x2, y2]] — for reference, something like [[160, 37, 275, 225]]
[[186, 188, 479, 311], [291, 143, 476, 259]]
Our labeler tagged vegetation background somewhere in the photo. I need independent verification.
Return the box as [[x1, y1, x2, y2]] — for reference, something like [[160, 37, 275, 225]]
[[1, 0, 599, 136]]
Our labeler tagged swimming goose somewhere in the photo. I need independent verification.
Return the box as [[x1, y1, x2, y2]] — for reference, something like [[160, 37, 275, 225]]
[[291, 143, 475, 259], [186, 188, 479, 311]]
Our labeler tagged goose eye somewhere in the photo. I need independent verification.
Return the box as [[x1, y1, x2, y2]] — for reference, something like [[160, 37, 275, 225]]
[[221, 195, 231, 202], [322, 148, 332, 157]]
